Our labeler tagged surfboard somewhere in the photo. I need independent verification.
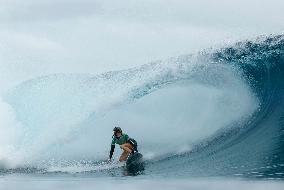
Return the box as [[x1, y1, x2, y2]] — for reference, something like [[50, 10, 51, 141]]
[[126, 152, 144, 174]]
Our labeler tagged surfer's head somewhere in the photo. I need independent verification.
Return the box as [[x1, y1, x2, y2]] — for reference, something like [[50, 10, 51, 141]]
[[113, 126, 122, 137]]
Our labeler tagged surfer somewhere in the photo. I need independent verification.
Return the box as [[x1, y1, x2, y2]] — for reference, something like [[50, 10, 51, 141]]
[[109, 127, 138, 162]]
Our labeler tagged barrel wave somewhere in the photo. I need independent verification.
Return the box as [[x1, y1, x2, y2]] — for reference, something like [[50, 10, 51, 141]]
[[0, 35, 283, 179]]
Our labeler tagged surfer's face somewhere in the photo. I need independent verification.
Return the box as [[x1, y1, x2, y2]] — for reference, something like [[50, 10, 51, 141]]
[[115, 132, 122, 138]]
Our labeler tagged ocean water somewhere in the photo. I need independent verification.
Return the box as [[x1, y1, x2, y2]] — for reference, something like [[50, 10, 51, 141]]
[[0, 177, 284, 190], [0, 1, 284, 189], [0, 35, 283, 189]]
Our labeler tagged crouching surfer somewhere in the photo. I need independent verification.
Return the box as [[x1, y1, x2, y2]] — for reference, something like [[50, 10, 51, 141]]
[[108, 127, 138, 162]]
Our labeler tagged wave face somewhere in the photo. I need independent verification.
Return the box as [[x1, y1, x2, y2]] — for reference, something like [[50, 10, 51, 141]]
[[147, 35, 284, 179], [0, 35, 283, 178]]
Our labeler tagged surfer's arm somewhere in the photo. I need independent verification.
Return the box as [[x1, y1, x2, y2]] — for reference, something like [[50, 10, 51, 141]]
[[109, 144, 115, 159]]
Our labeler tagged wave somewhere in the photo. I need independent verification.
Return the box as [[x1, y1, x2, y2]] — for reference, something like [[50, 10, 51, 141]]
[[147, 35, 284, 178], [0, 35, 283, 179]]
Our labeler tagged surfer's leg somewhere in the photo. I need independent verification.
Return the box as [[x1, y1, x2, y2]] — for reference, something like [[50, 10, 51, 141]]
[[120, 143, 133, 153], [119, 143, 134, 161], [119, 150, 129, 161]]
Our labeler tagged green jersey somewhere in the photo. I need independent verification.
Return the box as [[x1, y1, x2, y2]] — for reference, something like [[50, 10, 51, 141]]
[[111, 133, 129, 145]]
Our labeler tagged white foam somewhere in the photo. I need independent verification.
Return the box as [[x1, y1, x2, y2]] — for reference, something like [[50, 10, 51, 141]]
[[0, 59, 260, 169], [0, 97, 23, 168]]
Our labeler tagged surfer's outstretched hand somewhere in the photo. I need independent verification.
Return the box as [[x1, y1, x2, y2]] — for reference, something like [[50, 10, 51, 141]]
[[107, 158, 113, 163]]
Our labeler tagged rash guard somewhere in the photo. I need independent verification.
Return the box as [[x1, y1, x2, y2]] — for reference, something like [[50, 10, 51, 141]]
[[109, 133, 129, 159], [111, 133, 129, 145]]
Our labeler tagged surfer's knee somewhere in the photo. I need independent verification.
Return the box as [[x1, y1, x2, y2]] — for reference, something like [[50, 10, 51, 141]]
[[120, 143, 132, 152], [119, 152, 128, 161]]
